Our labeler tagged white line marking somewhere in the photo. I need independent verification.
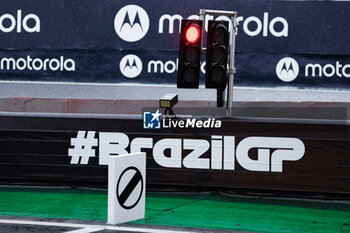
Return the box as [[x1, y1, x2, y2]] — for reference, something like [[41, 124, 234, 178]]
[[0, 219, 197, 233], [64, 227, 104, 233]]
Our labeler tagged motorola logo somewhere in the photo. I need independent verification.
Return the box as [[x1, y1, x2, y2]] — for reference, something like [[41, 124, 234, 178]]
[[119, 54, 142, 78], [114, 5, 149, 42], [276, 57, 299, 82]]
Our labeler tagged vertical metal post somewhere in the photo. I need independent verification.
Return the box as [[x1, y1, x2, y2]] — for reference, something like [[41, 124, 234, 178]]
[[227, 13, 237, 116], [199, 9, 206, 52]]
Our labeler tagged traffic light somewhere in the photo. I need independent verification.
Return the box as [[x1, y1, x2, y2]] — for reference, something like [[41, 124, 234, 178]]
[[205, 20, 229, 88], [177, 19, 203, 88]]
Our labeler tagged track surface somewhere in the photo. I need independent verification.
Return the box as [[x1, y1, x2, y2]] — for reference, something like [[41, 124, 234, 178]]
[[1, 81, 350, 103], [0, 217, 247, 233]]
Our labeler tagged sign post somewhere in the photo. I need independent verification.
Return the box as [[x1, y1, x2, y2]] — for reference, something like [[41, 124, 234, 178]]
[[107, 152, 146, 225]]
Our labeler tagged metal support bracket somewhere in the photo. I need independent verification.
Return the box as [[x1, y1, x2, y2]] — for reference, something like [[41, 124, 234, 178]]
[[229, 67, 236, 75]]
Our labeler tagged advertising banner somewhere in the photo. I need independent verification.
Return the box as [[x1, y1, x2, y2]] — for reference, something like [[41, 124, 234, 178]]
[[0, 113, 349, 196], [0, 0, 349, 88]]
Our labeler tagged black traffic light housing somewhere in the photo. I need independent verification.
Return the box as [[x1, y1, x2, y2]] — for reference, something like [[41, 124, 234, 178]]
[[177, 19, 203, 88], [205, 20, 229, 89]]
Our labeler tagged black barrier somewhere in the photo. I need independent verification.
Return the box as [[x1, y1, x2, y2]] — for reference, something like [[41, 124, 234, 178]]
[[0, 112, 349, 196], [0, 0, 349, 89]]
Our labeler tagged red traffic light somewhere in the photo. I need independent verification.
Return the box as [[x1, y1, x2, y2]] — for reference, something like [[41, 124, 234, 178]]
[[178, 19, 202, 88], [185, 25, 200, 43]]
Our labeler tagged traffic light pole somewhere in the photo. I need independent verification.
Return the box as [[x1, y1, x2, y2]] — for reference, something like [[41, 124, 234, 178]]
[[199, 9, 237, 116]]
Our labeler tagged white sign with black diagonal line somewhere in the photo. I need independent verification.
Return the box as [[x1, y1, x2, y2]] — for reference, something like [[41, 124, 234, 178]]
[[107, 152, 146, 225]]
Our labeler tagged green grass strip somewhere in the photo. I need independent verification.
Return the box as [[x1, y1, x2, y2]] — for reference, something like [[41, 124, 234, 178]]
[[0, 187, 349, 233]]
